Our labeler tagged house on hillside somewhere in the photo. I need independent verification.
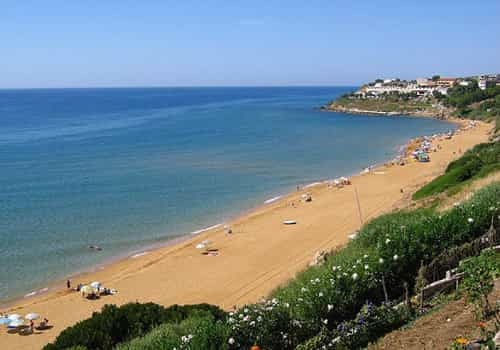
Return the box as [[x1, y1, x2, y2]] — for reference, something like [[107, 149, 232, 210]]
[[436, 78, 457, 88]]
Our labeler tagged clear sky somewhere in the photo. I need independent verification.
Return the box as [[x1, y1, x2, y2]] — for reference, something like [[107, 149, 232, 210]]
[[1, 0, 499, 88]]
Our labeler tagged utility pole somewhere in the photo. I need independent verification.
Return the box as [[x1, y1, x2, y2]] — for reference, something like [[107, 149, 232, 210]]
[[354, 186, 363, 226]]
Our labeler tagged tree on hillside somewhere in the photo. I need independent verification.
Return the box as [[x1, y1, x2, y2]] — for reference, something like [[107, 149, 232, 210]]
[[431, 75, 441, 81]]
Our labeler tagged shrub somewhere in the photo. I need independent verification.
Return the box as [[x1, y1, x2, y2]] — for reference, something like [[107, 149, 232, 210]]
[[413, 142, 500, 199], [458, 249, 500, 320], [295, 302, 414, 350], [417, 224, 498, 284], [116, 314, 230, 350], [43, 303, 226, 350]]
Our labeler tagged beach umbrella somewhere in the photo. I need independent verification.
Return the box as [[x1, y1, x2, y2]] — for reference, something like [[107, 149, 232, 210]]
[[0, 318, 11, 325], [195, 243, 206, 249], [25, 313, 39, 321], [7, 319, 24, 328], [8, 314, 21, 321], [90, 281, 101, 289], [80, 285, 94, 294]]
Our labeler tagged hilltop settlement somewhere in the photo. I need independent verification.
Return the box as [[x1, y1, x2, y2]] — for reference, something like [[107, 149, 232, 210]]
[[325, 74, 500, 129]]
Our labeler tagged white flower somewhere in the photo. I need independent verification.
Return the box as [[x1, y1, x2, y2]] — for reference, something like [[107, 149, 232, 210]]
[[228, 337, 235, 345], [385, 238, 391, 244], [363, 254, 369, 259], [318, 292, 324, 297], [272, 298, 278, 304], [284, 302, 290, 308], [257, 316, 263, 322], [250, 320, 256, 326], [332, 266, 337, 271], [243, 315, 250, 321], [356, 259, 361, 264], [379, 258, 384, 264], [327, 304, 333, 311], [393, 254, 399, 261], [244, 308, 249, 313], [298, 297, 303, 302], [301, 287, 307, 293], [364, 264, 369, 270], [468, 218, 474, 223], [352, 272, 359, 280], [322, 319, 328, 324]]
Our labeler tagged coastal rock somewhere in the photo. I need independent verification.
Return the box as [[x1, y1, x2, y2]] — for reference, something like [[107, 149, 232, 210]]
[[310, 250, 328, 266]]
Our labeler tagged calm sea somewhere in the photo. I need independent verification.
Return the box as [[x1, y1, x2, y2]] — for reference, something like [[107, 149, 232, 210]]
[[0, 87, 453, 302]]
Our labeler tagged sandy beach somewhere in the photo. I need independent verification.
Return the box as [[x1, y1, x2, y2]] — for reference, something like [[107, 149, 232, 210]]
[[0, 120, 492, 350]]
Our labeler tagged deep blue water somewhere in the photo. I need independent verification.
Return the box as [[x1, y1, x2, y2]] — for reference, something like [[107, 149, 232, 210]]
[[0, 87, 454, 301]]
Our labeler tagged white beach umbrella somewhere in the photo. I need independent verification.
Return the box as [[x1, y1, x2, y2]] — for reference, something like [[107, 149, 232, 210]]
[[25, 313, 40, 321], [80, 285, 94, 294], [8, 319, 24, 328], [195, 243, 206, 249], [90, 281, 101, 289], [8, 314, 21, 321]]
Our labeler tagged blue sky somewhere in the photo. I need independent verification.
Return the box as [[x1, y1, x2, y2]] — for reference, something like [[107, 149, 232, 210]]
[[1, 0, 499, 88]]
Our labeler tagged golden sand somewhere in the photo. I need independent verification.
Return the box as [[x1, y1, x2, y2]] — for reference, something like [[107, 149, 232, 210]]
[[0, 120, 492, 350]]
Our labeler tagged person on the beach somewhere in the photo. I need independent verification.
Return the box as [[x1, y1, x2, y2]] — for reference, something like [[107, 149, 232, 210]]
[[30, 320, 34, 333], [66, 279, 71, 289]]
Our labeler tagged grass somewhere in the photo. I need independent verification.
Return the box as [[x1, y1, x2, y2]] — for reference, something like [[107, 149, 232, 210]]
[[331, 97, 433, 113], [413, 141, 500, 200]]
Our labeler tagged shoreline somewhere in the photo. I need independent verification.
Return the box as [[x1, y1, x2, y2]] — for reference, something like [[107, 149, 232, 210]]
[[0, 120, 491, 349], [0, 123, 443, 309]]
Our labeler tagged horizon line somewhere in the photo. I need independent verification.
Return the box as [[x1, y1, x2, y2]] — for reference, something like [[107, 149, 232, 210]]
[[0, 84, 360, 91]]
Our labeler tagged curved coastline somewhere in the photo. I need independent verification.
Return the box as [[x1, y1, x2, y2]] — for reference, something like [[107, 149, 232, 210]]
[[1, 117, 491, 350], [0, 114, 459, 309]]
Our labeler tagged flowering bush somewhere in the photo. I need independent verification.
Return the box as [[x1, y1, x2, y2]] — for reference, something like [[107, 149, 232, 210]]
[[116, 315, 230, 350], [458, 249, 500, 321], [295, 302, 413, 350]]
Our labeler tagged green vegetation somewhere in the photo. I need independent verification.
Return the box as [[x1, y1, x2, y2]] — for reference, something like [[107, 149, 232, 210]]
[[458, 249, 500, 321], [445, 82, 500, 131], [413, 141, 500, 200], [43, 303, 226, 350], [116, 314, 229, 350], [47, 181, 500, 349], [331, 94, 434, 113]]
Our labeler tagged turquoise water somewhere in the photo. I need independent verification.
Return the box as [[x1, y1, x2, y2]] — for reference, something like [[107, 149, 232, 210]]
[[0, 87, 454, 302]]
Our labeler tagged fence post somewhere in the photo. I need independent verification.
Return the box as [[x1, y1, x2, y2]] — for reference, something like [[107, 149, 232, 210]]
[[381, 276, 389, 304]]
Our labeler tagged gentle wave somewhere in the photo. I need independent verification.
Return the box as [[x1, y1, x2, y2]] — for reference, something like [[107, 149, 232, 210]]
[[304, 182, 322, 188], [131, 251, 149, 259], [264, 195, 282, 204], [24, 287, 49, 298], [190, 224, 222, 235]]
